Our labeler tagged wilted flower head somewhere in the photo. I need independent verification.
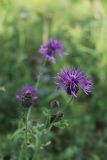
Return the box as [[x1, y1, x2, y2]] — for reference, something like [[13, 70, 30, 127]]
[[56, 68, 93, 98], [38, 39, 64, 63], [16, 86, 37, 108]]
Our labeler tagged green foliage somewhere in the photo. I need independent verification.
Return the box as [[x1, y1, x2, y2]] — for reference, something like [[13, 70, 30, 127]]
[[0, 0, 107, 159]]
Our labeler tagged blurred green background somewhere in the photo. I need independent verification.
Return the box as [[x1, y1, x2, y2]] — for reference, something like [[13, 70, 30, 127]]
[[0, 0, 107, 159]]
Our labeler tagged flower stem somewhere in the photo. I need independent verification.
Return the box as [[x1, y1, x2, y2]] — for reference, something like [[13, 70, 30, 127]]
[[35, 61, 46, 89], [25, 113, 28, 147], [63, 98, 73, 112], [27, 106, 32, 122], [25, 118, 28, 160], [24, 107, 32, 160], [18, 108, 31, 160]]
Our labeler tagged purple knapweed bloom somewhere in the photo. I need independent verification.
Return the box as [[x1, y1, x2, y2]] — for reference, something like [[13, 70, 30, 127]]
[[38, 39, 64, 63], [56, 69, 93, 98], [16, 86, 37, 107]]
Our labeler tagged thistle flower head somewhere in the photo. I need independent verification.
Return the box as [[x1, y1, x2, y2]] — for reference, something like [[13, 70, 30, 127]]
[[16, 86, 37, 108], [38, 39, 64, 63], [56, 68, 93, 98]]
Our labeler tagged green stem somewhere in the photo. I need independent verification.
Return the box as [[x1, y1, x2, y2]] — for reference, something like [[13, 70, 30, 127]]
[[19, 108, 32, 160], [35, 61, 46, 89], [25, 107, 32, 144], [25, 112, 28, 160], [25, 114, 27, 145], [62, 98, 73, 112], [27, 106, 32, 122], [18, 142, 25, 160]]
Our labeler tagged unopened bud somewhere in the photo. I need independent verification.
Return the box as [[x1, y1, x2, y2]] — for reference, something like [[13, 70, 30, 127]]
[[50, 112, 64, 123], [50, 100, 60, 108], [32, 120, 37, 126], [51, 125, 59, 133]]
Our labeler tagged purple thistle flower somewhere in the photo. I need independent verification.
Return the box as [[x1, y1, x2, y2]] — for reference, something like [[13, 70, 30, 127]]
[[16, 86, 37, 108], [38, 39, 64, 63], [55, 68, 93, 98]]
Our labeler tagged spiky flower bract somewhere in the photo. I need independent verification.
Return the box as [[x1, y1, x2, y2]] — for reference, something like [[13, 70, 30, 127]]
[[38, 39, 64, 63], [16, 86, 37, 108], [56, 68, 93, 98]]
